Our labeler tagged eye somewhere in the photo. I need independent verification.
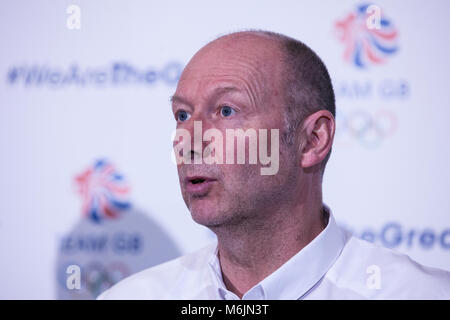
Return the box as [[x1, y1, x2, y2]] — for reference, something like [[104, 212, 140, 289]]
[[220, 105, 236, 117], [176, 110, 191, 122]]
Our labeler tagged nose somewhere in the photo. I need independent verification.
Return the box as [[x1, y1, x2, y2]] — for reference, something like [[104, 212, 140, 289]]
[[175, 114, 215, 164]]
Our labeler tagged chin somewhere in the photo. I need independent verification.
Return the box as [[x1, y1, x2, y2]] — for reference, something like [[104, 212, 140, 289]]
[[190, 206, 219, 226], [188, 201, 226, 227]]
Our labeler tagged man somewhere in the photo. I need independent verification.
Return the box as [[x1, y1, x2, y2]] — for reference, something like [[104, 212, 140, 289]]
[[98, 30, 450, 299]]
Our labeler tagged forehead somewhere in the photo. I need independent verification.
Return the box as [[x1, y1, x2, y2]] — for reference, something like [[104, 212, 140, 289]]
[[175, 35, 284, 101]]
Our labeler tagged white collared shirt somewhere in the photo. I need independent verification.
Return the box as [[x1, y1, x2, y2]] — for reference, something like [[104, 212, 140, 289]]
[[98, 208, 450, 300]]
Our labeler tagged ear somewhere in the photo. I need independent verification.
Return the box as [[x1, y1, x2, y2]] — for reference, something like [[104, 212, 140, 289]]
[[299, 110, 335, 168]]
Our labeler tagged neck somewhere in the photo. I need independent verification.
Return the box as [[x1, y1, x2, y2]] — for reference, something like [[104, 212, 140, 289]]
[[211, 194, 326, 298]]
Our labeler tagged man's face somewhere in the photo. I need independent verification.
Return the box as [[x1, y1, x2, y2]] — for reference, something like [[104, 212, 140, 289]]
[[171, 34, 299, 228]]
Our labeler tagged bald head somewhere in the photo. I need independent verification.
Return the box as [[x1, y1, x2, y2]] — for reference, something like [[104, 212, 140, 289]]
[[178, 31, 286, 121], [198, 31, 285, 62]]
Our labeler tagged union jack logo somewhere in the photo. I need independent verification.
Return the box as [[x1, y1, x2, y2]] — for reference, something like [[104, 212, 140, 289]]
[[75, 159, 131, 223], [335, 4, 398, 68]]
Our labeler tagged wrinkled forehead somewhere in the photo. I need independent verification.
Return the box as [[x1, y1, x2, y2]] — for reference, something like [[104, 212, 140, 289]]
[[176, 34, 284, 102]]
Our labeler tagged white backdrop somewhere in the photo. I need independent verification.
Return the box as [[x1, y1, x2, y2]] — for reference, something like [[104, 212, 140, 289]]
[[0, 0, 449, 299]]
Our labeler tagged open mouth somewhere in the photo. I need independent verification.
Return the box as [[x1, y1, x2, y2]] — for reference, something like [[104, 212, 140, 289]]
[[185, 176, 217, 189], [190, 178, 206, 184], [185, 176, 216, 195]]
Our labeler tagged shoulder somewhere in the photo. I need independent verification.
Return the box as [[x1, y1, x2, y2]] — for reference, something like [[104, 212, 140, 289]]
[[324, 231, 450, 299], [97, 242, 216, 300]]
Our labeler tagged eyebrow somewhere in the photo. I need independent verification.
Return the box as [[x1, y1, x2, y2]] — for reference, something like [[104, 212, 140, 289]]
[[170, 86, 243, 108], [170, 95, 192, 108]]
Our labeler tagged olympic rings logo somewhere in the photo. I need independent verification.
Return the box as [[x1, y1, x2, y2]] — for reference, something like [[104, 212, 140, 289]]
[[58, 261, 130, 298], [335, 109, 398, 148]]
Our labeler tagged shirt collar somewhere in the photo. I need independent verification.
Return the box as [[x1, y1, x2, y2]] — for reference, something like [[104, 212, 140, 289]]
[[207, 204, 347, 300]]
